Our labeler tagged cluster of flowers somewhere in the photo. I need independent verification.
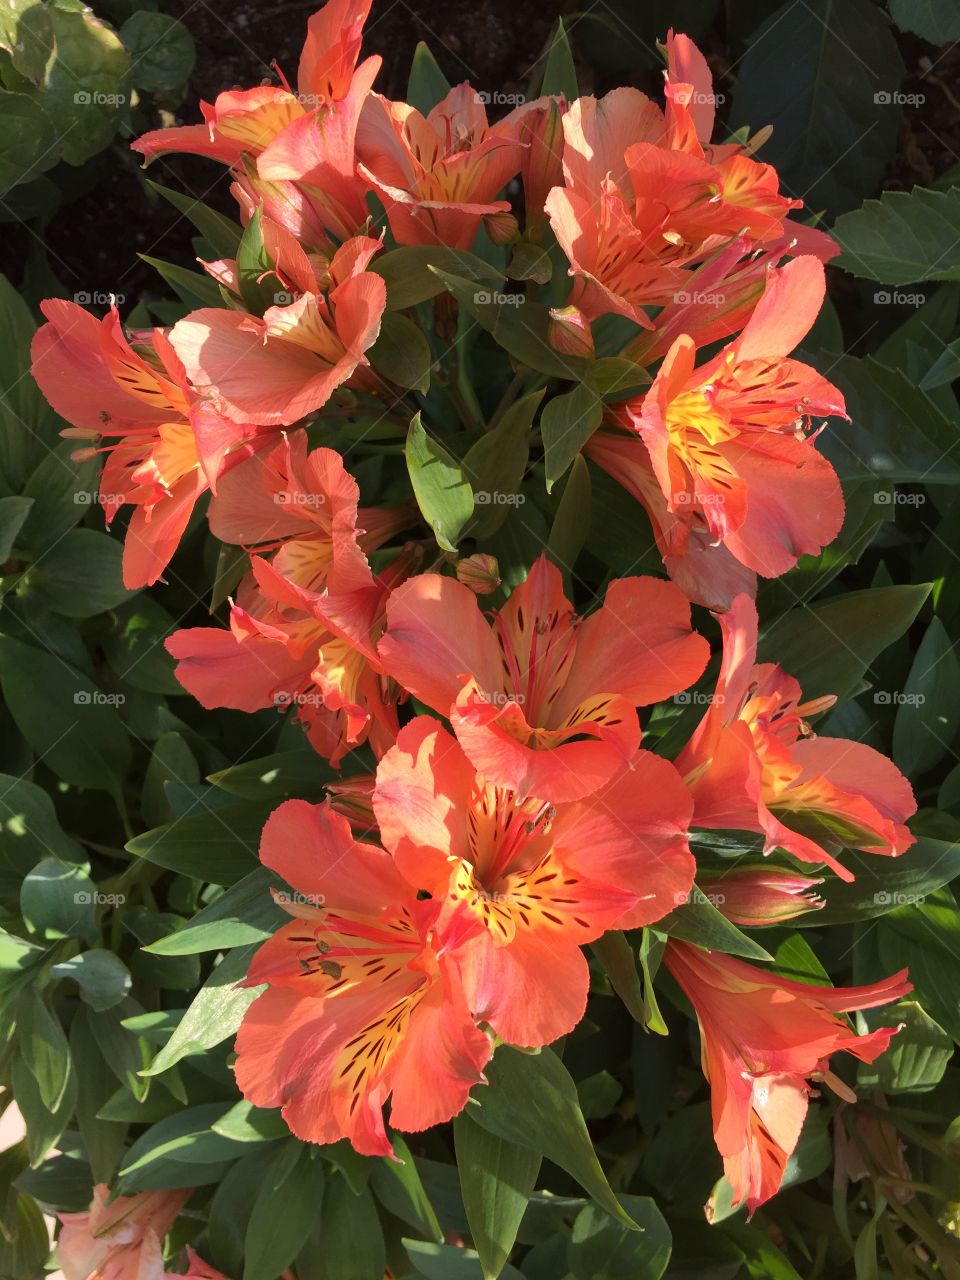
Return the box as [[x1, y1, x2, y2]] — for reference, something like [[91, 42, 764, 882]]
[[30, 0, 919, 1232]]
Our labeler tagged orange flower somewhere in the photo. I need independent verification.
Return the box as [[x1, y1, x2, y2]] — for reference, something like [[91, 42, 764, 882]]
[[234, 800, 491, 1155], [57, 1186, 191, 1280], [665, 940, 911, 1214], [676, 594, 916, 880]]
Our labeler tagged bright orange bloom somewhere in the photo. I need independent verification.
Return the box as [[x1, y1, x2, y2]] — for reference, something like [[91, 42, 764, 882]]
[[57, 1187, 193, 1280], [373, 716, 694, 1046], [588, 256, 846, 607], [665, 940, 911, 1214], [30, 301, 267, 589], [355, 84, 546, 247], [676, 594, 916, 881], [169, 235, 385, 428], [133, 0, 378, 243], [378, 554, 708, 803], [234, 800, 491, 1156]]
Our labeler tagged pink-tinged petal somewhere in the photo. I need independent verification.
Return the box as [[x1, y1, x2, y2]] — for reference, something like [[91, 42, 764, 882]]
[[297, 0, 372, 100], [259, 799, 412, 913], [789, 736, 917, 845], [328, 269, 387, 363], [555, 575, 709, 715], [373, 716, 472, 886], [165, 612, 306, 711], [734, 256, 826, 362], [776, 219, 840, 262], [720, 435, 844, 578], [121, 476, 201, 589], [666, 30, 715, 144], [455, 923, 591, 1047], [561, 88, 665, 194], [378, 574, 503, 714]]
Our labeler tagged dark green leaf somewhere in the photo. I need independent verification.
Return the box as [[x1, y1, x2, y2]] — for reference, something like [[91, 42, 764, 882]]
[[454, 1108, 541, 1280], [406, 413, 474, 551]]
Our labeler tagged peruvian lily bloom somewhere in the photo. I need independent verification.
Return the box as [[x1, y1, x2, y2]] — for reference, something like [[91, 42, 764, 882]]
[[589, 256, 847, 605], [676, 594, 916, 881], [167, 548, 415, 764], [234, 800, 491, 1155], [207, 432, 410, 593], [373, 716, 694, 1046], [378, 553, 709, 804], [354, 84, 544, 248], [169, 235, 386, 428], [30, 300, 265, 589], [133, 0, 378, 242], [665, 939, 911, 1214], [56, 1186, 189, 1280]]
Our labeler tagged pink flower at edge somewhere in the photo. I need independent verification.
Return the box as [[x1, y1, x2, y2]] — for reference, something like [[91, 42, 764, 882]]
[[56, 1187, 188, 1280]]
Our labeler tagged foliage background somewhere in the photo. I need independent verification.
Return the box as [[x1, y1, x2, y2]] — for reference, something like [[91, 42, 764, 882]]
[[2, 1, 960, 1278]]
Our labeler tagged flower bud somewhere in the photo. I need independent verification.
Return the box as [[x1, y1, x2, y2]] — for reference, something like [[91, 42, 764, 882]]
[[326, 775, 376, 832], [548, 305, 594, 358], [521, 98, 565, 238], [483, 211, 520, 246], [700, 866, 823, 926], [456, 553, 501, 595]]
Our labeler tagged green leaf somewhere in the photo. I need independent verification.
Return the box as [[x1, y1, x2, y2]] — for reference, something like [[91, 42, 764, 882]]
[[120, 11, 195, 94], [568, 1195, 671, 1280], [211, 1100, 289, 1144], [368, 311, 432, 392], [373, 247, 501, 310], [19, 991, 71, 1112], [12, 1051, 77, 1169], [591, 931, 646, 1024], [407, 41, 452, 115], [20, 857, 97, 943], [820, 354, 960, 485], [892, 617, 960, 777], [0, 1, 54, 83], [119, 1103, 244, 1190], [835, 186, 960, 283], [208, 749, 333, 802], [244, 1142, 326, 1280], [889, 0, 960, 41], [857, 1000, 953, 1093], [315, 1173, 386, 1280], [461, 390, 540, 538], [370, 1133, 443, 1244], [547, 454, 591, 572], [470, 1046, 636, 1229], [454, 1108, 541, 1280], [236, 207, 281, 316], [145, 868, 282, 955], [28, 528, 135, 618], [126, 802, 270, 885], [730, 0, 904, 216], [657, 887, 774, 962], [19, 444, 99, 553], [759, 583, 932, 703], [541, 18, 578, 100], [145, 944, 262, 1075], [0, 93, 59, 193], [44, 7, 131, 167], [140, 255, 223, 309], [103, 595, 183, 695], [51, 951, 131, 1012], [145, 180, 242, 257], [541, 384, 602, 492], [0, 495, 32, 559], [0, 635, 130, 798], [406, 413, 474, 552], [70, 1007, 128, 1182], [0, 774, 84, 883], [404, 1240, 525, 1280]]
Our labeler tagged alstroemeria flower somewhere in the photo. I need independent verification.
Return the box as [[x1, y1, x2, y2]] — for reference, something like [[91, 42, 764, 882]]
[[373, 716, 694, 1046], [665, 940, 911, 1214], [133, 0, 378, 243], [676, 594, 916, 880], [234, 800, 491, 1156], [30, 301, 265, 589], [208, 432, 410, 592], [355, 84, 545, 248], [57, 1186, 189, 1280], [588, 256, 847, 605], [698, 866, 824, 926], [170, 235, 386, 428], [168, 549, 410, 765], [378, 553, 709, 803]]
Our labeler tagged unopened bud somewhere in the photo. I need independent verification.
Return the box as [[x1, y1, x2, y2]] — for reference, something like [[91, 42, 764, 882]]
[[456, 553, 501, 595], [483, 211, 520, 246], [326, 775, 376, 832], [700, 866, 823, 926], [548, 305, 594, 358]]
